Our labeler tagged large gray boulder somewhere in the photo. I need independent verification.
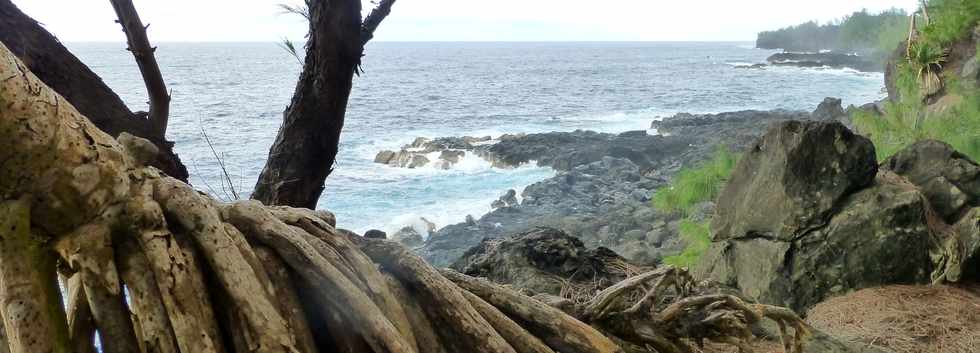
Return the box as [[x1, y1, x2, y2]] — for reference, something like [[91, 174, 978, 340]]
[[880, 140, 980, 223], [711, 120, 878, 241], [699, 172, 935, 311]]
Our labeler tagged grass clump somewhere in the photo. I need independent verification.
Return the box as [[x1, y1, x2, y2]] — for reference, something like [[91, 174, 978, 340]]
[[652, 147, 739, 268], [651, 147, 738, 216], [662, 219, 711, 268]]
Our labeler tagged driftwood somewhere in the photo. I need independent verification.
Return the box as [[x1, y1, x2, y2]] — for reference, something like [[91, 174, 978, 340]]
[[0, 41, 809, 353]]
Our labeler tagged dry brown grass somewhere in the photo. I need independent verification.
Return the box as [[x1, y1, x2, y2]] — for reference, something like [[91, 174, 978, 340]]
[[807, 284, 980, 353]]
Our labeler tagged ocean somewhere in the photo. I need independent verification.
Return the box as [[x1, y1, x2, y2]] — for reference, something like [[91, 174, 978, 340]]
[[67, 41, 886, 235]]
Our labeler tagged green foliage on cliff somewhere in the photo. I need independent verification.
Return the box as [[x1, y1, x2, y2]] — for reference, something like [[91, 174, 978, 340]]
[[652, 147, 738, 216], [853, 0, 980, 162], [756, 8, 909, 63], [919, 0, 980, 47], [663, 219, 710, 268]]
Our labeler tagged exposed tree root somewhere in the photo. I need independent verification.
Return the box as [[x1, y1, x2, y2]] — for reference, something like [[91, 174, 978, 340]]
[[0, 41, 812, 353]]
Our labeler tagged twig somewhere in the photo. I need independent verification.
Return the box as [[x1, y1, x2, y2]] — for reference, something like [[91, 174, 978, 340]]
[[200, 125, 239, 200]]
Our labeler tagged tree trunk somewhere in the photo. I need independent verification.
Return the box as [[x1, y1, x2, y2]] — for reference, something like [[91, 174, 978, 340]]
[[252, 0, 363, 208], [0, 0, 188, 181], [109, 0, 171, 140]]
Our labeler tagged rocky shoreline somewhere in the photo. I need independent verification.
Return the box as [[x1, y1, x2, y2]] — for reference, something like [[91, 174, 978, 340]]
[[375, 98, 853, 267], [734, 52, 881, 72]]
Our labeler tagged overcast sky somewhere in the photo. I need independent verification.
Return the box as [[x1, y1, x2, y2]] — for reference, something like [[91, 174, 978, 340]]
[[16, 0, 918, 42]]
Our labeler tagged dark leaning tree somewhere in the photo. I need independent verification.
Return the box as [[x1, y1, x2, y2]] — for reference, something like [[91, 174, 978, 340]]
[[252, 0, 397, 208], [0, 0, 188, 181]]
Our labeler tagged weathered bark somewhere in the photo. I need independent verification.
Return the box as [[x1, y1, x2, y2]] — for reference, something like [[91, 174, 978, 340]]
[[0, 198, 71, 353], [440, 269, 623, 353], [63, 274, 97, 353], [0, 0, 188, 181], [253, 0, 396, 208], [56, 224, 141, 353], [117, 238, 180, 353], [109, 0, 170, 139]]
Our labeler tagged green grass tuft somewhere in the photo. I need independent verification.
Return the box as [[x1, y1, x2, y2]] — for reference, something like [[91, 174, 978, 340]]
[[662, 219, 711, 268], [652, 147, 738, 268], [651, 147, 738, 217]]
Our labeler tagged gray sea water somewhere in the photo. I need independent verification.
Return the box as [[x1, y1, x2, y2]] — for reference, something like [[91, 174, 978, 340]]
[[68, 41, 886, 234]]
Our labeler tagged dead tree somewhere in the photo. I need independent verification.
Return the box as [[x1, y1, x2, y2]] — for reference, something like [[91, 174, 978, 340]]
[[252, 0, 397, 208], [0, 43, 810, 353], [109, 0, 170, 140], [0, 0, 188, 181]]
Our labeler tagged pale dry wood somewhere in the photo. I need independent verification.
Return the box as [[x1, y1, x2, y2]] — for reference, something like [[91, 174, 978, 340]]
[[154, 178, 298, 353], [117, 238, 180, 353], [358, 239, 521, 353], [438, 269, 623, 353], [0, 198, 71, 353], [63, 274, 97, 353], [224, 201, 415, 353], [55, 223, 140, 353], [125, 192, 225, 353], [381, 274, 448, 353], [293, 217, 418, 350], [253, 247, 319, 353], [460, 290, 558, 353]]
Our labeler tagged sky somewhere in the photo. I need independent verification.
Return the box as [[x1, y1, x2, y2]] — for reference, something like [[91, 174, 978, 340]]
[[15, 0, 919, 42]]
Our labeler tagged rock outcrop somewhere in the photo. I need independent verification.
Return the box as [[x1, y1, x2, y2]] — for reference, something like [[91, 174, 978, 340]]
[[710, 120, 878, 242], [766, 52, 881, 72], [880, 140, 980, 223], [697, 122, 980, 311], [419, 100, 852, 267], [451, 227, 890, 353], [451, 227, 639, 296]]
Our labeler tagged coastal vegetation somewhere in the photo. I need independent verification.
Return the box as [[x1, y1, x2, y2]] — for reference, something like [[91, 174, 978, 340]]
[[652, 147, 738, 267], [756, 7, 909, 62], [853, 0, 980, 161]]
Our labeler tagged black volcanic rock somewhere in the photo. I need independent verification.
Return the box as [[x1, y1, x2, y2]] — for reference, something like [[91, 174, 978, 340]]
[[767, 52, 880, 72]]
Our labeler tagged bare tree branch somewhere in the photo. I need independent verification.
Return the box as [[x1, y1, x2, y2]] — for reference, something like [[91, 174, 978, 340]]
[[109, 0, 171, 139], [361, 0, 396, 46]]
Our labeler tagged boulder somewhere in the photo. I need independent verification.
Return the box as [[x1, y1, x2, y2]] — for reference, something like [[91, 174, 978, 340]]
[[711, 120, 878, 241], [374, 150, 397, 164], [811, 97, 845, 121], [939, 207, 980, 282], [499, 189, 518, 207], [880, 140, 980, 223], [450, 227, 638, 296], [391, 226, 424, 248], [406, 154, 429, 168], [438, 150, 465, 164], [698, 173, 934, 311], [363, 229, 387, 239]]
